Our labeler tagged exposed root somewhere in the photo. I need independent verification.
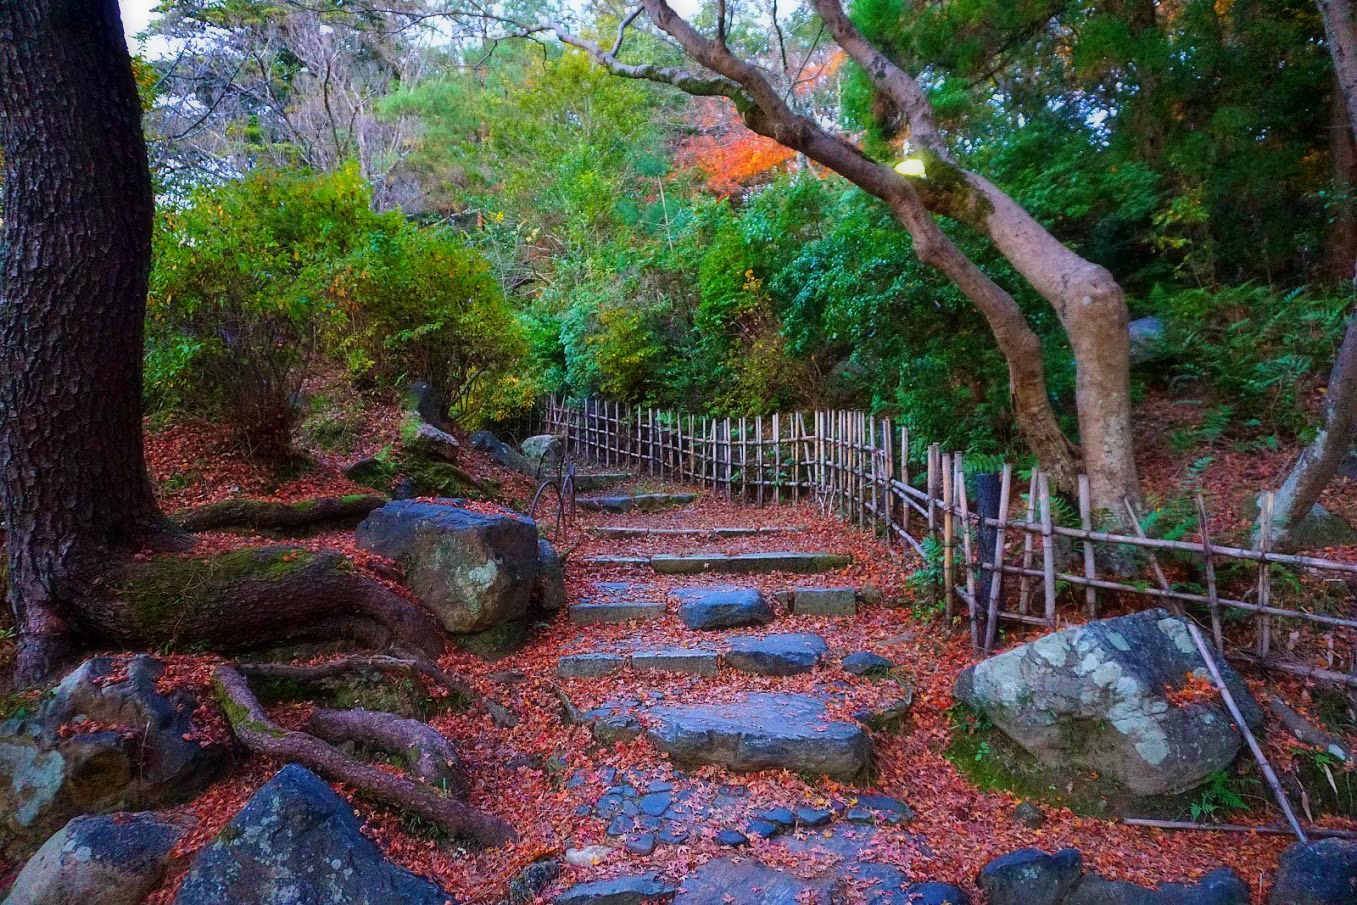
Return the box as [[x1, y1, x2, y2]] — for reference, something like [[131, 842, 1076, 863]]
[[238, 653, 519, 729], [175, 494, 387, 533], [1268, 693, 1352, 762], [213, 664, 517, 847], [307, 707, 469, 793], [102, 547, 445, 660]]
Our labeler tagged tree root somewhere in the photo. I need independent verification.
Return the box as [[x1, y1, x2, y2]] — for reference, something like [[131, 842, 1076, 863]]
[[213, 664, 517, 847], [238, 653, 518, 729], [1268, 693, 1352, 762], [307, 707, 469, 793], [175, 494, 387, 533], [103, 547, 445, 660]]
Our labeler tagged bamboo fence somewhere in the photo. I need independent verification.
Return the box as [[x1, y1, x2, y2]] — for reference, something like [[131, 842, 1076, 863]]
[[542, 395, 1357, 684]]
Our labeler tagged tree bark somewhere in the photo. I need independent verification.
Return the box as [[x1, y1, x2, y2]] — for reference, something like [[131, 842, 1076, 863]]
[[307, 707, 470, 792], [1261, 0, 1357, 550], [0, 0, 183, 683], [1324, 1, 1357, 286], [806, 0, 1139, 512]]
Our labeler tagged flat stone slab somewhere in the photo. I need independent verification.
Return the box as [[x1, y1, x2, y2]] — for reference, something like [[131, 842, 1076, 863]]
[[674, 857, 838, 905], [671, 586, 774, 630], [569, 602, 666, 625], [589, 526, 806, 538], [578, 493, 697, 513], [570, 472, 633, 492], [725, 633, 828, 676], [558, 653, 628, 678], [632, 648, 719, 676], [645, 692, 872, 780], [652, 552, 851, 575], [554, 873, 676, 904], [583, 556, 651, 566], [792, 587, 857, 616]]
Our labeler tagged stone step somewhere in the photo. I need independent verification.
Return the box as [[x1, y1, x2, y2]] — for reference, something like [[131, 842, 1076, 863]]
[[577, 492, 697, 513], [671, 586, 774, 630], [588, 525, 807, 538], [786, 586, 858, 616], [652, 551, 851, 575], [557, 633, 829, 679], [568, 602, 666, 625]]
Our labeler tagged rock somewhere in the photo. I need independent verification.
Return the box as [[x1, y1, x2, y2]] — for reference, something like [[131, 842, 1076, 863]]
[[955, 610, 1262, 795], [1129, 316, 1167, 365], [872, 882, 970, 905], [565, 846, 614, 868], [403, 380, 445, 425], [577, 493, 697, 513], [646, 693, 871, 781], [716, 829, 749, 847], [582, 706, 644, 745], [640, 791, 671, 816], [671, 586, 774, 630], [558, 653, 628, 678], [674, 858, 838, 905], [631, 649, 719, 676], [852, 688, 915, 732], [794, 806, 833, 827], [626, 834, 657, 856], [470, 430, 535, 473], [3, 812, 187, 905], [535, 538, 566, 611], [724, 633, 828, 676], [1274, 503, 1357, 551], [1268, 838, 1357, 904], [569, 602, 667, 625], [1013, 801, 1046, 829], [756, 806, 795, 827], [521, 434, 563, 472], [842, 651, 894, 676], [502, 859, 562, 905], [846, 793, 914, 824], [747, 819, 781, 839], [403, 414, 461, 463], [977, 848, 1083, 905], [1066, 868, 1248, 905], [653, 552, 851, 575], [792, 587, 857, 616], [173, 764, 452, 904], [356, 500, 539, 633], [0, 655, 224, 855]]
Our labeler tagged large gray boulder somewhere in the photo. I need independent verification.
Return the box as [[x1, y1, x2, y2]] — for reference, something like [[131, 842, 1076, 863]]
[[534, 538, 566, 611], [955, 610, 1261, 795], [1065, 869, 1247, 905], [356, 500, 540, 633], [520, 435, 563, 473], [470, 430, 535, 474], [0, 656, 224, 855], [1129, 317, 1167, 365], [174, 764, 453, 905], [1268, 839, 1357, 905], [646, 693, 871, 781], [978, 848, 1083, 905], [3, 812, 187, 905]]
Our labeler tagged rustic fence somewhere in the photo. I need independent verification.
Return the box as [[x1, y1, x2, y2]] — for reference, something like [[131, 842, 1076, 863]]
[[542, 395, 1357, 686]]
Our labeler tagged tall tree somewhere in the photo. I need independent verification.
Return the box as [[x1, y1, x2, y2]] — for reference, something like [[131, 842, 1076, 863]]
[[0, 0, 179, 682], [1262, 0, 1357, 551]]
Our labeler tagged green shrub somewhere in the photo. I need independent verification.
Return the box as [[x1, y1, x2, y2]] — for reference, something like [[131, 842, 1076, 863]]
[[328, 223, 535, 423], [148, 165, 386, 461]]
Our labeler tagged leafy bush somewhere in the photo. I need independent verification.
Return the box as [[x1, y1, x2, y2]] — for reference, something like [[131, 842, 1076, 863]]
[[148, 165, 383, 460], [328, 224, 534, 423]]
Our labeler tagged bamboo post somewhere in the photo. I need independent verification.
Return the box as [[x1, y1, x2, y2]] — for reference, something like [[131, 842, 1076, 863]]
[[1078, 475, 1098, 619], [756, 417, 765, 506], [793, 414, 802, 500], [956, 455, 979, 650], [773, 413, 782, 505], [1186, 622, 1308, 843], [1257, 492, 1275, 656], [943, 452, 955, 618], [740, 416, 749, 502], [900, 428, 911, 538], [927, 443, 940, 534], [814, 411, 824, 501], [725, 417, 733, 500], [984, 464, 1013, 653], [1017, 470, 1038, 615], [1039, 471, 1057, 627], [1123, 497, 1180, 614], [1193, 495, 1224, 651]]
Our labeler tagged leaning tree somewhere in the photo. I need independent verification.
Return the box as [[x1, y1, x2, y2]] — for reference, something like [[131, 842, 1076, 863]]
[[371, 0, 1140, 510]]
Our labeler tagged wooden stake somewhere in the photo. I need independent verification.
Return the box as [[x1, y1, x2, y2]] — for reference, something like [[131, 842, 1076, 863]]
[[1017, 470, 1038, 615], [1078, 474, 1097, 619], [1123, 496, 1181, 615], [984, 464, 1013, 653], [1257, 491, 1275, 657], [1186, 622, 1308, 843], [1039, 471, 1057, 628], [956, 455, 979, 650], [942, 452, 955, 618]]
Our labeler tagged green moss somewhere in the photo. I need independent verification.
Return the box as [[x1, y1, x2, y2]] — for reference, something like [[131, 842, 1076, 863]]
[[117, 548, 320, 647], [918, 151, 994, 224], [453, 618, 533, 660]]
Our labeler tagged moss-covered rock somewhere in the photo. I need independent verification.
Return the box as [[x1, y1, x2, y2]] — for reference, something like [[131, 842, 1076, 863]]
[[175, 494, 386, 534]]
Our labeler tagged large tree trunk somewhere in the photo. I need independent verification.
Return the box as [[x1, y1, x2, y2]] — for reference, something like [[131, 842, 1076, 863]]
[[1258, 0, 1357, 550], [0, 0, 181, 683]]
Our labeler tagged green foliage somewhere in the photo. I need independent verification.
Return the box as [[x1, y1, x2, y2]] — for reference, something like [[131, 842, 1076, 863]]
[[329, 223, 534, 424], [1189, 769, 1248, 822], [148, 165, 384, 460]]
